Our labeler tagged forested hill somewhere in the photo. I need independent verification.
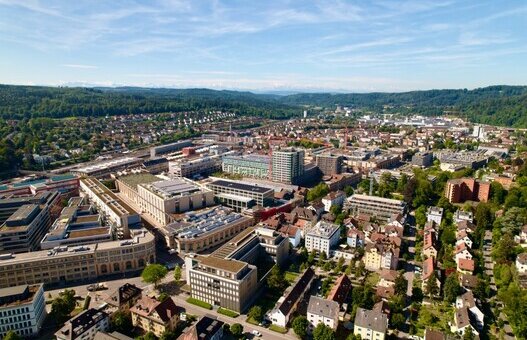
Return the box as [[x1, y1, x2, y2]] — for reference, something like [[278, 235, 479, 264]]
[[0, 84, 526, 127]]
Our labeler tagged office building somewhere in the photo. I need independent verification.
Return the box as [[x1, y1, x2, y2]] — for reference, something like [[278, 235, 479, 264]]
[[348, 194, 407, 221], [130, 296, 179, 337], [435, 151, 490, 170], [169, 155, 222, 178], [162, 207, 254, 254], [0, 230, 155, 289], [307, 296, 339, 331], [411, 152, 433, 167], [56, 308, 109, 340], [150, 140, 193, 158], [0, 284, 46, 339], [445, 178, 490, 203], [353, 306, 388, 340], [207, 179, 274, 212], [222, 154, 270, 179], [316, 154, 343, 175], [305, 221, 340, 255], [71, 157, 143, 178], [141, 158, 169, 174], [271, 148, 305, 185]]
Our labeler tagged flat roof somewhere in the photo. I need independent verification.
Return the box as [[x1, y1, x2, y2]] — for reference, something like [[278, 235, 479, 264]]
[[197, 255, 247, 273], [149, 178, 200, 197], [118, 173, 159, 190], [209, 179, 273, 194]]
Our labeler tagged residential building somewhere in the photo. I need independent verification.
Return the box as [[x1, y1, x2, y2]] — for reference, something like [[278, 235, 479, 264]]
[[423, 230, 438, 259], [327, 274, 352, 306], [451, 307, 479, 337], [426, 206, 443, 226], [305, 221, 340, 255], [271, 148, 305, 185], [411, 152, 433, 167], [321, 191, 346, 212], [424, 329, 445, 340], [177, 315, 224, 340], [364, 236, 400, 271], [348, 194, 407, 221], [0, 284, 46, 339], [56, 308, 110, 340], [207, 179, 274, 212], [422, 257, 441, 295], [307, 296, 339, 331], [222, 154, 270, 179], [130, 296, 179, 337], [455, 291, 484, 331], [353, 306, 388, 340], [445, 178, 491, 203], [268, 268, 315, 327], [104, 284, 142, 314], [316, 154, 343, 175], [347, 227, 365, 248], [454, 210, 474, 223], [516, 253, 527, 274]]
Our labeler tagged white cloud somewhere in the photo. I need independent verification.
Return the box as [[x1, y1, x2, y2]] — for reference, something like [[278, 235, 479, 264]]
[[62, 64, 98, 69]]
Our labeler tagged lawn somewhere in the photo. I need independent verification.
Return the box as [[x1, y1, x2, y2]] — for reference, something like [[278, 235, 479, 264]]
[[366, 272, 380, 286], [186, 297, 213, 310], [412, 303, 454, 336], [247, 316, 259, 325], [218, 307, 239, 318], [269, 324, 288, 333], [285, 271, 299, 283]]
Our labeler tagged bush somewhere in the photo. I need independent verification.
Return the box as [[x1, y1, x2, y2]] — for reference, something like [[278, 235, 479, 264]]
[[83, 295, 91, 310], [218, 307, 239, 318], [186, 297, 212, 310]]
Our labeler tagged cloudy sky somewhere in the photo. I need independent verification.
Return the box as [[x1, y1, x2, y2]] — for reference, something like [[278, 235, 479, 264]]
[[0, 0, 526, 92]]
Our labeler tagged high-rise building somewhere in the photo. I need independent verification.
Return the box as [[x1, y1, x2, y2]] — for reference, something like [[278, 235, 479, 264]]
[[316, 154, 343, 175], [445, 178, 490, 203], [271, 148, 305, 185]]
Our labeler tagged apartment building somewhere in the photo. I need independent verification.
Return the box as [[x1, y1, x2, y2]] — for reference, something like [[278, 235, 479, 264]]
[[322, 191, 346, 212], [307, 296, 339, 331], [56, 308, 109, 340], [271, 148, 305, 185], [426, 206, 443, 226], [445, 178, 490, 203], [364, 240, 400, 271], [348, 194, 407, 221], [305, 221, 340, 255], [411, 152, 433, 168], [0, 230, 155, 288], [316, 154, 343, 175], [207, 179, 274, 212], [0, 284, 46, 339], [222, 154, 270, 179], [104, 283, 143, 314], [80, 177, 141, 239], [130, 296, 179, 337], [353, 306, 388, 340]]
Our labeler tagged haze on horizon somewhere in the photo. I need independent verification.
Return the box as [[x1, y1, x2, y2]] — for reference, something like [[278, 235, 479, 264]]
[[0, 0, 526, 93]]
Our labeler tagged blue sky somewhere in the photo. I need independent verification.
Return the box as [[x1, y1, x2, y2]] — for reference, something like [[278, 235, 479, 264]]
[[0, 0, 526, 92]]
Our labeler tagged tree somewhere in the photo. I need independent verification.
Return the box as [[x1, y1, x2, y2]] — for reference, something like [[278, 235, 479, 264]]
[[157, 292, 170, 302], [141, 264, 168, 288], [292, 315, 309, 339], [3, 331, 23, 340], [111, 311, 132, 334], [136, 332, 157, 340], [463, 327, 475, 340], [346, 334, 362, 340], [394, 272, 408, 296], [425, 271, 439, 297], [307, 183, 329, 202], [267, 265, 287, 291], [313, 323, 336, 340], [443, 274, 462, 303], [159, 331, 177, 340], [248, 306, 263, 322], [391, 313, 406, 330], [173, 264, 182, 282], [230, 323, 243, 337], [344, 185, 354, 197], [492, 233, 518, 263], [51, 289, 77, 323]]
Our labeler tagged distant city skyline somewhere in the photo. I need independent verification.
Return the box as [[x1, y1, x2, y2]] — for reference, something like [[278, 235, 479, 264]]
[[0, 0, 526, 92]]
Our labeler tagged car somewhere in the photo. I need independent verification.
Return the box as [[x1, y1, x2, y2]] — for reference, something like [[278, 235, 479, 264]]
[[168, 249, 178, 254], [251, 330, 262, 337]]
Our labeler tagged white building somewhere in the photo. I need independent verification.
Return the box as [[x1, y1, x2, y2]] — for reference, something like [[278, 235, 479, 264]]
[[0, 284, 46, 339], [307, 296, 339, 331], [426, 206, 443, 226], [55, 308, 109, 340], [321, 191, 346, 212], [305, 221, 340, 255], [353, 306, 388, 340], [271, 148, 305, 185], [516, 253, 527, 274]]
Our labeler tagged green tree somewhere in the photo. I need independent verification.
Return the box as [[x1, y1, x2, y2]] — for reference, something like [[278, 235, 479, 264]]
[[313, 323, 336, 340], [463, 327, 475, 340], [3, 331, 23, 340], [267, 265, 287, 292], [307, 183, 329, 202], [292, 315, 309, 339], [394, 272, 408, 296], [157, 292, 170, 302], [51, 289, 77, 323], [344, 186, 354, 197], [173, 264, 182, 282], [391, 313, 406, 330], [230, 323, 243, 337], [248, 306, 263, 322], [141, 264, 168, 288], [492, 233, 517, 263], [425, 271, 439, 297], [443, 274, 462, 303], [111, 311, 132, 334]]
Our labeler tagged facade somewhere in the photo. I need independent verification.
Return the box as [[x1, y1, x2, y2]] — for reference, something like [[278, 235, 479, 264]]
[[207, 179, 274, 212], [353, 307, 388, 340], [445, 178, 491, 203], [56, 308, 110, 340], [271, 148, 305, 185], [71, 157, 143, 178], [348, 194, 407, 221], [305, 221, 340, 255], [426, 206, 443, 226], [411, 152, 433, 167], [307, 296, 339, 331], [364, 240, 400, 271], [316, 154, 343, 175], [222, 155, 270, 179], [321, 191, 346, 212], [0, 230, 156, 288], [150, 140, 193, 158], [169, 155, 222, 178], [0, 284, 46, 339], [130, 296, 179, 337]]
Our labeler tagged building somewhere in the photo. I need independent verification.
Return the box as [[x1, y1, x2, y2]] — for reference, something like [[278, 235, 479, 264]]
[[169, 155, 222, 178], [80, 177, 141, 239], [150, 140, 193, 158], [426, 206, 443, 226], [316, 154, 343, 175], [455, 291, 484, 331], [327, 274, 352, 306], [435, 151, 490, 170], [411, 152, 433, 167], [445, 178, 491, 203], [71, 157, 143, 178], [324, 173, 362, 191], [454, 210, 474, 224], [451, 307, 479, 337], [364, 240, 400, 271], [348, 194, 407, 221], [222, 155, 270, 179], [307, 296, 339, 331], [0, 284, 46, 339], [207, 179, 274, 212], [177, 315, 224, 340], [268, 268, 315, 327], [0, 230, 155, 288], [138, 178, 214, 225], [321, 191, 346, 212], [162, 207, 254, 254], [516, 253, 527, 274], [130, 296, 179, 337], [424, 329, 445, 340], [0, 174, 79, 197], [305, 221, 340, 255], [104, 283, 143, 314], [56, 308, 110, 340], [347, 227, 365, 248], [271, 148, 305, 185], [353, 307, 388, 340], [141, 158, 169, 174]]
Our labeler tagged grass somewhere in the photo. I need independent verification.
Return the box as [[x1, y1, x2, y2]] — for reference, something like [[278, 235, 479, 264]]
[[186, 297, 212, 310], [269, 324, 288, 333], [285, 271, 299, 283], [218, 307, 239, 318], [366, 272, 380, 286], [247, 316, 259, 325]]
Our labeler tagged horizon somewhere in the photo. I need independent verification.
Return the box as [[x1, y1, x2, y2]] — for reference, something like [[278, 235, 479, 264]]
[[1, 1, 526, 92]]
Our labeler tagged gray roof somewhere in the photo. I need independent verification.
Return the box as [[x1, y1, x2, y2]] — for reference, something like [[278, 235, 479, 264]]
[[307, 296, 339, 320], [354, 307, 388, 334]]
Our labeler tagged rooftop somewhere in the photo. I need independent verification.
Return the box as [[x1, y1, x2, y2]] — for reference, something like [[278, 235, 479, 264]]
[[307, 296, 339, 320], [197, 254, 247, 273], [354, 307, 388, 333], [209, 179, 273, 194]]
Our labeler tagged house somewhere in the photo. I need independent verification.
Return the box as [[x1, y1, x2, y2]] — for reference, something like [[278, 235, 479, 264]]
[[454, 210, 474, 223], [327, 274, 352, 307], [515, 225, 527, 245], [353, 306, 388, 340], [457, 258, 475, 274], [130, 296, 179, 337], [516, 253, 527, 274], [364, 238, 400, 271], [347, 227, 365, 248], [307, 202, 325, 217], [456, 231, 473, 249], [307, 296, 340, 331], [56, 308, 110, 340], [454, 243, 473, 264], [279, 225, 302, 248], [104, 283, 142, 313], [457, 220, 476, 234], [455, 291, 484, 331], [451, 307, 480, 337], [322, 191, 346, 212], [177, 315, 224, 340], [422, 257, 440, 295], [423, 230, 438, 259], [268, 268, 315, 328], [427, 206, 444, 226], [460, 274, 479, 291], [378, 269, 398, 288]]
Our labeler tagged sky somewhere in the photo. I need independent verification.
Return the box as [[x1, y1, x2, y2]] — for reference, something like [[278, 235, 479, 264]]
[[0, 0, 526, 92]]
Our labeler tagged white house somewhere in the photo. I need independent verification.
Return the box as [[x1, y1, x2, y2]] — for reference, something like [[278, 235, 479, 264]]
[[305, 221, 340, 255], [307, 296, 339, 331], [322, 191, 346, 212], [427, 206, 443, 226], [454, 243, 473, 264], [516, 253, 527, 274]]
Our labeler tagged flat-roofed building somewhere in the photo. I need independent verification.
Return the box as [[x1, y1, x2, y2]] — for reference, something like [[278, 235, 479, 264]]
[[411, 152, 433, 167], [56, 308, 109, 340], [316, 154, 343, 175], [162, 206, 254, 254], [0, 284, 46, 339], [81, 177, 141, 239], [150, 140, 193, 158], [348, 194, 407, 221], [169, 155, 222, 179], [222, 154, 270, 179], [305, 221, 340, 255], [271, 148, 305, 185], [0, 174, 79, 198], [207, 179, 274, 212], [71, 157, 143, 178], [445, 178, 490, 204], [0, 230, 155, 288]]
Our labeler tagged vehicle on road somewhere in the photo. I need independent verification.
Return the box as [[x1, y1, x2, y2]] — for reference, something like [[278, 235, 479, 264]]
[[87, 283, 107, 291], [251, 330, 262, 337]]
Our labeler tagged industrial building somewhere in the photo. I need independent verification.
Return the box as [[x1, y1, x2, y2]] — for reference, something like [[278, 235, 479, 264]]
[[71, 157, 144, 178], [150, 140, 193, 158], [207, 179, 274, 212]]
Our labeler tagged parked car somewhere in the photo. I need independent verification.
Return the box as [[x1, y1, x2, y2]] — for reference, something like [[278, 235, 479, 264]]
[[87, 283, 107, 291], [251, 330, 262, 337]]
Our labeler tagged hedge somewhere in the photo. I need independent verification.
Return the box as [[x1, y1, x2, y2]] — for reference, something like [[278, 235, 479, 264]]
[[186, 297, 212, 310], [218, 307, 239, 318]]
